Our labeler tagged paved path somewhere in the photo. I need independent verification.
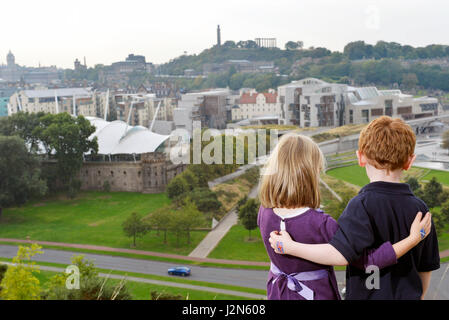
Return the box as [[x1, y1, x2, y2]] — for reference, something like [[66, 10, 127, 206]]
[[0, 244, 268, 291], [0, 261, 265, 299], [0, 238, 269, 266], [188, 184, 259, 259]]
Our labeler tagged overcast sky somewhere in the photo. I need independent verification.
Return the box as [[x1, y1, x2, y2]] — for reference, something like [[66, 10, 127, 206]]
[[1, 0, 448, 69]]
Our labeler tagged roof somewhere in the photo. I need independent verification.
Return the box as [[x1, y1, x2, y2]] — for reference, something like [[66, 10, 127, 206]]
[[24, 87, 92, 98], [86, 117, 169, 155], [239, 92, 277, 104]]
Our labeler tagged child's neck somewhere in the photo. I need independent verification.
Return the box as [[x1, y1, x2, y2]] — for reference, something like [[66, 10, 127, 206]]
[[366, 165, 402, 183]]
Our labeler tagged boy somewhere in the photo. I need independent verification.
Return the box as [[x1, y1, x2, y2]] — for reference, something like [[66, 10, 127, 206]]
[[269, 116, 440, 299]]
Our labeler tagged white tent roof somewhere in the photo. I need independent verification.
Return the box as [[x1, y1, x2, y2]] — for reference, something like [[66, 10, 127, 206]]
[[86, 117, 169, 155]]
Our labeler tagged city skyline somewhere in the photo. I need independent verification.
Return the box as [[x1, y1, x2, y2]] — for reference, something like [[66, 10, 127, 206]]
[[1, 0, 449, 69]]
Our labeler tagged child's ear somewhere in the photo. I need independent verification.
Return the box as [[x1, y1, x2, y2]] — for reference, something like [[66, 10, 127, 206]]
[[356, 150, 366, 167], [403, 154, 416, 171]]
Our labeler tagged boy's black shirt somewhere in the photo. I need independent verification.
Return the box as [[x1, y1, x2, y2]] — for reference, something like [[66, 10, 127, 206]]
[[329, 181, 440, 300]]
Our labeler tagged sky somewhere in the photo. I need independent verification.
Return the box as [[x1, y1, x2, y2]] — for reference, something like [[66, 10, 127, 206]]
[[1, 0, 448, 69]]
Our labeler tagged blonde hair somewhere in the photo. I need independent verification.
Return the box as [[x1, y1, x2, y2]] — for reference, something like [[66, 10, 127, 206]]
[[259, 133, 325, 209]]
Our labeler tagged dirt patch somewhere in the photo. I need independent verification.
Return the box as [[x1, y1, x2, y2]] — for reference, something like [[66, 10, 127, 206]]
[[98, 195, 112, 200], [88, 219, 108, 227], [33, 203, 46, 207]]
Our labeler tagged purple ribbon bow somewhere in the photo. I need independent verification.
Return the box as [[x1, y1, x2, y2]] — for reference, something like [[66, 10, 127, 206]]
[[270, 263, 328, 300]]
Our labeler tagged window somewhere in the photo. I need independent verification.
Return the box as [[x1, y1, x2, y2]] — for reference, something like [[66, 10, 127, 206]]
[[349, 110, 353, 124], [362, 110, 369, 123], [371, 108, 383, 116]]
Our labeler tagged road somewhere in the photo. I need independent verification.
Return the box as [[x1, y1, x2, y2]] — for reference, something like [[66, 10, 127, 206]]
[[0, 244, 447, 299]]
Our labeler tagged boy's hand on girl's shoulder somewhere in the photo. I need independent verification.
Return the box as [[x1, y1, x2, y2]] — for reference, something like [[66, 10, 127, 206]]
[[269, 230, 293, 255], [409, 211, 432, 245]]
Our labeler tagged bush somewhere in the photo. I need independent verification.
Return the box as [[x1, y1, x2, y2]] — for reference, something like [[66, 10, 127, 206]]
[[150, 290, 183, 300], [166, 175, 189, 199], [0, 264, 7, 293], [189, 188, 222, 214], [44, 255, 132, 300]]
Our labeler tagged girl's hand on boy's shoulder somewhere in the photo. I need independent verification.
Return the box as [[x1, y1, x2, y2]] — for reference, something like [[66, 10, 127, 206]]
[[269, 230, 293, 255]]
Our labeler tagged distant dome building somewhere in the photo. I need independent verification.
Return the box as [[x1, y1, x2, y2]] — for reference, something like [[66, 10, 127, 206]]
[[7, 50, 15, 67]]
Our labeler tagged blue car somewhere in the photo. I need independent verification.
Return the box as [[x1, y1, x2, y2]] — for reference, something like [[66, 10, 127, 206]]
[[168, 266, 191, 277]]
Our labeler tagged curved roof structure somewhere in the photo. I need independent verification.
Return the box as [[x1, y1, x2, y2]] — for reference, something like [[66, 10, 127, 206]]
[[85, 117, 169, 155]]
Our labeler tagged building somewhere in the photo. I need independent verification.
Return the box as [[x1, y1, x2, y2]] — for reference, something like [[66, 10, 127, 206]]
[[0, 87, 16, 117], [99, 54, 154, 85], [111, 91, 176, 129], [0, 51, 60, 85], [8, 87, 97, 117], [78, 117, 185, 193], [174, 89, 230, 136], [278, 78, 442, 127], [231, 89, 281, 121], [278, 78, 347, 127], [344, 88, 441, 124]]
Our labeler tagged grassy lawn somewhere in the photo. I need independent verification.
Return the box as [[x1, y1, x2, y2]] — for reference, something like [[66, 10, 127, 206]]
[[326, 165, 369, 187], [326, 165, 443, 188], [34, 270, 251, 300], [420, 169, 449, 186], [208, 223, 269, 262], [0, 191, 207, 256]]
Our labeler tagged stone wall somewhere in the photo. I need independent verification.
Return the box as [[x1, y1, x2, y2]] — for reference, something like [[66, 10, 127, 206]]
[[79, 152, 186, 193]]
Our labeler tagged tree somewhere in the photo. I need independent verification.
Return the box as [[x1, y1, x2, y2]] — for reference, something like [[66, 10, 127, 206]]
[[178, 198, 206, 244], [285, 41, 300, 50], [422, 177, 443, 208], [35, 113, 98, 196], [166, 175, 189, 199], [401, 73, 418, 90], [0, 136, 47, 218], [0, 244, 43, 300], [122, 212, 150, 247], [147, 206, 171, 243], [406, 177, 421, 193], [239, 198, 259, 240]]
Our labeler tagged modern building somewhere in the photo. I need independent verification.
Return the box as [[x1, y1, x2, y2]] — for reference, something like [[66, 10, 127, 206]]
[[277, 78, 442, 127], [0, 87, 16, 117], [174, 89, 230, 136], [8, 87, 97, 117], [231, 89, 281, 121]]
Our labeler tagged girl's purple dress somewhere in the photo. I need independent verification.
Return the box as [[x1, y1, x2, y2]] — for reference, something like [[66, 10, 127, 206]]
[[257, 206, 397, 300]]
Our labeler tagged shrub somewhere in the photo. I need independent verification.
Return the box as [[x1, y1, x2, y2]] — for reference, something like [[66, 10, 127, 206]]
[[150, 290, 183, 300], [166, 175, 189, 199]]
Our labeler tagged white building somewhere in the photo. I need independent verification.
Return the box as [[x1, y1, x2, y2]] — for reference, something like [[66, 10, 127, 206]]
[[277, 78, 442, 127], [231, 89, 282, 122], [8, 88, 96, 117]]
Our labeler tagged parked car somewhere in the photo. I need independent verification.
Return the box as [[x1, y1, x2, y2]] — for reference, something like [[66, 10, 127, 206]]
[[168, 266, 191, 277]]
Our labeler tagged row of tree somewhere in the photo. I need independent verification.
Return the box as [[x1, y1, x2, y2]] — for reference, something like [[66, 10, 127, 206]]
[[0, 112, 98, 216]]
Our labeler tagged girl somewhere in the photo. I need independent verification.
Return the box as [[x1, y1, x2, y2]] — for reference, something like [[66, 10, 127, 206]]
[[257, 133, 431, 300]]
